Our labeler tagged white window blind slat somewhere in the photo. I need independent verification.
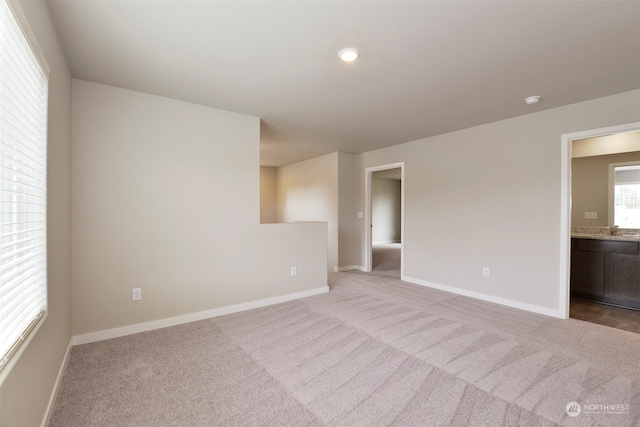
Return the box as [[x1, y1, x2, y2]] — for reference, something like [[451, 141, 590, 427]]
[[2, 266, 44, 302], [0, 226, 43, 239], [1, 173, 45, 191], [1, 244, 44, 268], [0, 0, 48, 371], [2, 110, 47, 146], [2, 72, 43, 115], [1, 134, 47, 156], [0, 234, 43, 251]]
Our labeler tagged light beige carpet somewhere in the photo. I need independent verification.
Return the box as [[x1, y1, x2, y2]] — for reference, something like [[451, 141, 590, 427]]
[[50, 249, 639, 426], [372, 243, 401, 279]]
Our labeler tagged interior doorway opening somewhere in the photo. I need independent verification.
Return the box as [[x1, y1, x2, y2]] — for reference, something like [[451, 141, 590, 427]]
[[365, 163, 404, 277], [559, 122, 640, 319]]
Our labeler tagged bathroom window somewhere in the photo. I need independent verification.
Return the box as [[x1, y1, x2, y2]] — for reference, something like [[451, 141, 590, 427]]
[[610, 163, 640, 228]]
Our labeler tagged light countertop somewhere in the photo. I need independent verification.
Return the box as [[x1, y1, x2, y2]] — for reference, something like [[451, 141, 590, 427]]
[[571, 226, 639, 242], [571, 233, 639, 242]]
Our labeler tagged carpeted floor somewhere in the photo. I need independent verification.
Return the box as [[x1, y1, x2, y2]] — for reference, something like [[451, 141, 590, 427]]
[[372, 242, 401, 279], [49, 246, 639, 426]]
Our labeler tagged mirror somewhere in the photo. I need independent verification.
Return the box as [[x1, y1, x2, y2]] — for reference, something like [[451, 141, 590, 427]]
[[571, 131, 640, 228], [610, 163, 640, 228]]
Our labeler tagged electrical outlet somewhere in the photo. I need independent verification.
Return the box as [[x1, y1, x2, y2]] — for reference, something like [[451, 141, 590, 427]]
[[291, 266, 297, 276], [584, 212, 598, 219], [132, 288, 142, 301], [483, 268, 490, 277]]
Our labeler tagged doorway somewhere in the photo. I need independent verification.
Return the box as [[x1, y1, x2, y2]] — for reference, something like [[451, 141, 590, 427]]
[[559, 122, 640, 326], [365, 163, 404, 277]]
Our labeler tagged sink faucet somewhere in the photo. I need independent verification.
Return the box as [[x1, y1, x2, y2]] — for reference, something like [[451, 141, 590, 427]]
[[610, 225, 619, 236]]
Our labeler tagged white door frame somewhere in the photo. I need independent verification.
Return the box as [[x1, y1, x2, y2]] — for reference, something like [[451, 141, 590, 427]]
[[559, 122, 640, 319], [365, 162, 405, 274]]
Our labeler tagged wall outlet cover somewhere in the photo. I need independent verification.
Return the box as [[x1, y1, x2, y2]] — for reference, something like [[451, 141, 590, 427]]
[[584, 212, 598, 219]]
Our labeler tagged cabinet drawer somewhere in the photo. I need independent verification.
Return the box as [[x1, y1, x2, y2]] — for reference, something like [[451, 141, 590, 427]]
[[573, 239, 639, 255]]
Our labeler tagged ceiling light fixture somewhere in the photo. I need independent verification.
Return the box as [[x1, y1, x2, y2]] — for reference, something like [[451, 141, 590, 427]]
[[524, 95, 541, 105], [338, 48, 360, 62]]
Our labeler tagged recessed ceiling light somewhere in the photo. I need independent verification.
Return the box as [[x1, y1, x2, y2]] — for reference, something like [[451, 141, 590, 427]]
[[338, 48, 360, 62], [524, 95, 541, 105]]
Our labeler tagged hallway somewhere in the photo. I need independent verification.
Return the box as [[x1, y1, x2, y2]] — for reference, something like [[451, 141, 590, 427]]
[[372, 243, 401, 279]]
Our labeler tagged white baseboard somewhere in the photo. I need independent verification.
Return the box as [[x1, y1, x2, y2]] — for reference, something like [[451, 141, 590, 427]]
[[72, 286, 330, 346], [401, 275, 564, 319], [373, 240, 401, 245], [335, 265, 366, 272], [41, 337, 73, 427]]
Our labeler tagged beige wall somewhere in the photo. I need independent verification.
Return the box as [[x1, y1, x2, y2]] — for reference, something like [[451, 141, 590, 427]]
[[572, 152, 640, 227], [276, 152, 358, 271], [72, 80, 327, 335], [372, 177, 402, 243], [355, 90, 640, 314], [572, 131, 640, 158], [257, 222, 328, 293], [277, 153, 339, 271], [337, 152, 358, 268], [0, 1, 72, 426], [260, 166, 277, 223]]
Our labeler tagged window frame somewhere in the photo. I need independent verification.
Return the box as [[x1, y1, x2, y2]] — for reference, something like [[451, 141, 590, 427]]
[[608, 160, 640, 228], [0, 0, 50, 378]]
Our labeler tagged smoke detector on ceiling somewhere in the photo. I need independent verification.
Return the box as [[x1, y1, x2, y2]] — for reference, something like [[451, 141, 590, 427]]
[[524, 96, 542, 105]]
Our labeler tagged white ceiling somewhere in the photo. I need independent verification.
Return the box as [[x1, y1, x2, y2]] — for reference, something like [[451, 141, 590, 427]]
[[46, 0, 640, 167]]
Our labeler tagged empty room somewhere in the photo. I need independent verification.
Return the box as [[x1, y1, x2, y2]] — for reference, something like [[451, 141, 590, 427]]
[[1, 1, 639, 426]]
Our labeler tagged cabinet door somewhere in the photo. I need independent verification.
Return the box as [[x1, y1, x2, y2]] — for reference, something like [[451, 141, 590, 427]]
[[570, 251, 604, 296], [604, 253, 640, 306]]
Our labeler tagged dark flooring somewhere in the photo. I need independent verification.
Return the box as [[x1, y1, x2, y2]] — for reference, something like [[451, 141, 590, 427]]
[[570, 298, 640, 333]]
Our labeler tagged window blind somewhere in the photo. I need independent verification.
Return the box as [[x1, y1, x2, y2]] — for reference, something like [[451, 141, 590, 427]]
[[0, 0, 49, 371]]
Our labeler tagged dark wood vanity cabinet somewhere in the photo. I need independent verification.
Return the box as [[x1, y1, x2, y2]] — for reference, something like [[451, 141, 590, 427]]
[[571, 238, 639, 310]]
